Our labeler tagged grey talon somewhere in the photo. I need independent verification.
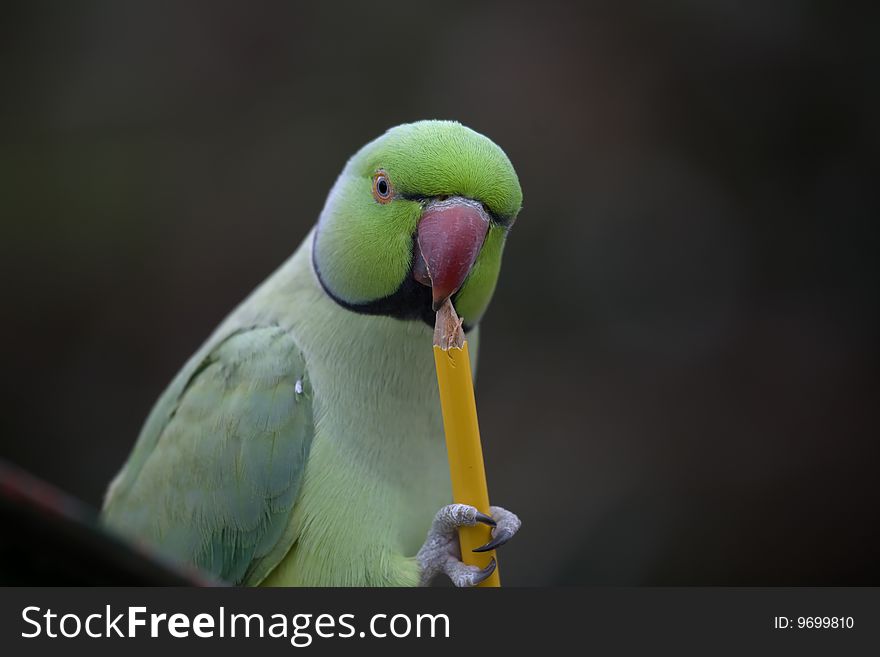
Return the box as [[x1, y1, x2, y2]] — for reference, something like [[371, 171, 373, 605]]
[[474, 511, 496, 527], [473, 558, 497, 584], [472, 529, 513, 553], [418, 504, 519, 586]]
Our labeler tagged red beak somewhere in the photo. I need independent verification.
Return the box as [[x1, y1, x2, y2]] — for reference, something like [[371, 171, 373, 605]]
[[412, 198, 490, 311]]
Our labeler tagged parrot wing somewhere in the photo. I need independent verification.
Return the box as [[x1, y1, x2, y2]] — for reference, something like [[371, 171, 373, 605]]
[[102, 325, 314, 585]]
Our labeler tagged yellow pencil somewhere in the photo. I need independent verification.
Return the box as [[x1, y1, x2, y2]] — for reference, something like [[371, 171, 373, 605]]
[[432, 299, 500, 587]]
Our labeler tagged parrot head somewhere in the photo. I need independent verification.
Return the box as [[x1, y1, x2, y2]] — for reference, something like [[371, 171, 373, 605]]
[[312, 120, 522, 328]]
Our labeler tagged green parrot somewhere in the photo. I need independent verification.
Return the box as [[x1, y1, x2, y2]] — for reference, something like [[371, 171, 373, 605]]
[[102, 120, 523, 586]]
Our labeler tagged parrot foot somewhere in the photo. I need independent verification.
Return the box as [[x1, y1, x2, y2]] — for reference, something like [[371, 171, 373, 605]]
[[416, 503, 521, 587]]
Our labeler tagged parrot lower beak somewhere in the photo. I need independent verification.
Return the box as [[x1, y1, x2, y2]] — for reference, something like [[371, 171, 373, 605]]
[[412, 197, 490, 311]]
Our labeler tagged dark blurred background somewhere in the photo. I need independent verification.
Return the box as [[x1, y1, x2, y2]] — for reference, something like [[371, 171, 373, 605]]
[[1, 1, 877, 585]]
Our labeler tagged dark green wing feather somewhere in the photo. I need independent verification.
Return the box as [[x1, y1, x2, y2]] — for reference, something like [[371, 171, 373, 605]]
[[102, 326, 313, 585]]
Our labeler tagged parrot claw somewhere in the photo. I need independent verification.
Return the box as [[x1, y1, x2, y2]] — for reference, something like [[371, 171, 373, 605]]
[[473, 558, 497, 584], [473, 529, 513, 553], [474, 505, 521, 553], [416, 503, 520, 586], [474, 511, 497, 527]]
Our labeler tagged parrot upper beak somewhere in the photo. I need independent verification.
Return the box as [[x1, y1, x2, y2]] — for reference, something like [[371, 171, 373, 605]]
[[412, 197, 490, 311]]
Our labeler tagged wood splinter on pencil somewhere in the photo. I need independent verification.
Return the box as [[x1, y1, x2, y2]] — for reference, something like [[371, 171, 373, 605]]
[[432, 298, 501, 587], [433, 298, 465, 350]]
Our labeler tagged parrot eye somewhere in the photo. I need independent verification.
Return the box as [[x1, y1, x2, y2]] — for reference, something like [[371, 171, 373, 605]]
[[372, 171, 393, 204]]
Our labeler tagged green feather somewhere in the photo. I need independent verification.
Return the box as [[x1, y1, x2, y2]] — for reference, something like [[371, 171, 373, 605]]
[[103, 327, 313, 585]]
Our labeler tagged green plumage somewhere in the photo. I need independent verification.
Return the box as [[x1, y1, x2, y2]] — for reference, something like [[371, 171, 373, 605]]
[[102, 120, 521, 586], [104, 327, 313, 584]]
